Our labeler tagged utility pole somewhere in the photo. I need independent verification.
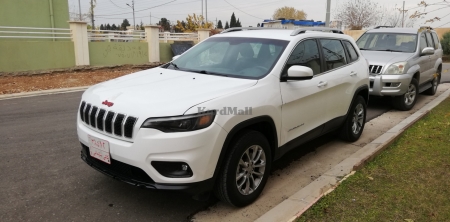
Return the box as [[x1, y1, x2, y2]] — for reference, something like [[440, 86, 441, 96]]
[[206, 0, 208, 25], [150, 12, 152, 25], [78, 0, 82, 21], [402, 1, 405, 28], [325, 0, 331, 27], [90, 0, 95, 29], [127, 0, 136, 29], [201, 0, 203, 20]]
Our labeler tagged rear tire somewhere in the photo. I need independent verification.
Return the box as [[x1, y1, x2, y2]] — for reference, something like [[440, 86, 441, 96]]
[[392, 78, 418, 111], [340, 95, 366, 142], [214, 130, 272, 207], [424, 67, 441, 95]]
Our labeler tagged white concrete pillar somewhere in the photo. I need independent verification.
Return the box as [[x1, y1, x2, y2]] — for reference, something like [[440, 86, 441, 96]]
[[164, 32, 170, 43], [145, 25, 160, 63], [69, 21, 90, 66], [197, 29, 211, 42]]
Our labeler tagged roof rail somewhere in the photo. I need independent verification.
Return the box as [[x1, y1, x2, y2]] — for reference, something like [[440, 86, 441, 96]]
[[220, 27, 284, 34], [374, 26, 395, 29], [290, 27, 343, 36], [419, 26, 434, 30]]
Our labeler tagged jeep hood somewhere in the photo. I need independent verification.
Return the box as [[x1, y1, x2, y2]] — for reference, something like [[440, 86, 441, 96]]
[[82, 67, 257, 117], [361, 51, 414, 65]]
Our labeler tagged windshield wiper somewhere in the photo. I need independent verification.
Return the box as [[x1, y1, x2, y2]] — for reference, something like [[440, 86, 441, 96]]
[[375, 49, 404, 52], [168, 62, 179, 70], [191, 70, 228, 77]]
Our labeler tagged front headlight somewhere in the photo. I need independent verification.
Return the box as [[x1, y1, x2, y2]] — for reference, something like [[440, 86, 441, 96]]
[[384, 62, 407, 74], [141, 111, 216, 132]]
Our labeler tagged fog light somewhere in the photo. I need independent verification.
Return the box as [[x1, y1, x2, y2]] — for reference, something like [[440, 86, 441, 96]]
[[151, 161, 193, 178], [391, 82, 401, 87]]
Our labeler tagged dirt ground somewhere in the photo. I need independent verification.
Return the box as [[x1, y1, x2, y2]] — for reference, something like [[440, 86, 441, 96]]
[[0, 65, 154, 95]]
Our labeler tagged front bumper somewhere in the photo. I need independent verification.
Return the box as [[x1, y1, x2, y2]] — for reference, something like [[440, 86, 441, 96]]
[[369, 73, 412, 96], [77, 117, 228, 193]]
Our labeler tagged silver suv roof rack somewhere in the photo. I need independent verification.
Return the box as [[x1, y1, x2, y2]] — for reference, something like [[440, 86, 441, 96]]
[[290, 27, 343, 36], [220, 27, 284, 34], [419, 26, 434, 30], [374, 26, 395, 29]]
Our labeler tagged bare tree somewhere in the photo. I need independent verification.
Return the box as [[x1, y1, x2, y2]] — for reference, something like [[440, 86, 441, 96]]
[[410, 1, 450, 27], [376, 5, 417, 28], [335, 0, 381, 30]]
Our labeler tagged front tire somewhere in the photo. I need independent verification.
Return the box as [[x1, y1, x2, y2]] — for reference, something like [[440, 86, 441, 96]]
[[424, 68, 441, 95], [214, 130, 272, 207], [340, 95, 366, 142], [392, 78, 419, 111]]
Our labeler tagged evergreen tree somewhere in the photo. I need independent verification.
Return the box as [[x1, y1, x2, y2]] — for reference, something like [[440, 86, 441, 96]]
[[106, 23, 111, 30], [224, 21, 230, 29], [217, 20, 223, 29], [100, 24, 104, 30], [111, 24, 117, 30], [230, 12, 237, 27], [140, 21, 144, 30], [121, 19, 130, 30], [236, 18, 241, 27]]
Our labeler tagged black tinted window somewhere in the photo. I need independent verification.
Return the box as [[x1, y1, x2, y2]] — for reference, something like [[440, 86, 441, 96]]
[[343, 41, 359, 62], [283, 39, 321, 76], [431, 33, 440, 49], [425, 32, 434, 48], [320, 39, 347, 71]]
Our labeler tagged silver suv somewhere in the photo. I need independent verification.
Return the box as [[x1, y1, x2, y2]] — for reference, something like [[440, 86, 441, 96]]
[[356, 26, 443, 110]]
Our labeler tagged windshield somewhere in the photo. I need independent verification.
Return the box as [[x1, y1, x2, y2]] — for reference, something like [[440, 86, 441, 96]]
[[166, 37, 289, 79], [356, 33, 417, 53]]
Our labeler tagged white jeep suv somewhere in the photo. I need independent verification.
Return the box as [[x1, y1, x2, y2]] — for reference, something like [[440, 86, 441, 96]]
[[77, 27, 369, 207]]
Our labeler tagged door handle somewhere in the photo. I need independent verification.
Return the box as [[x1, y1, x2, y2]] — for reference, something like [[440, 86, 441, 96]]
[[317, 81, 328, 87], [350, 71, 357, 76]]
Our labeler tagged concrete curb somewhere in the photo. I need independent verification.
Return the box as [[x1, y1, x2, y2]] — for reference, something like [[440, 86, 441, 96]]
[[0, 86, 88, 100], [256, 86, 450, 222]]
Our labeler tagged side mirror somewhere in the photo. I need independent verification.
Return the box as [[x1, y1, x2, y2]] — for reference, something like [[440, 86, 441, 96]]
[[172, 55, 181, 60], [284, 65, 314, 81], [421, 47, 435, 56]]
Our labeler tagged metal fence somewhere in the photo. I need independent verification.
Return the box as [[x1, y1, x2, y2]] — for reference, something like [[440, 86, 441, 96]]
[[87, 30, 146, 42], [0, 26, 72, 40], [159, 32, 198, 43]]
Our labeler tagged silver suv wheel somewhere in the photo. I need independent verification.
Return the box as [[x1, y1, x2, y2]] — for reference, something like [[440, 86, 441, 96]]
[[404, 83, 417, 106], [236, 145, 266, 195], [352, 103, 364, 135]]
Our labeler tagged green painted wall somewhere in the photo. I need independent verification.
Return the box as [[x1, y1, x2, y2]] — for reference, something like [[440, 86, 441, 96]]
[[160, 43, 174, 63], [0, 0, 69, 28], [89, 42, 149, 66], [0, 41, 75, 72]]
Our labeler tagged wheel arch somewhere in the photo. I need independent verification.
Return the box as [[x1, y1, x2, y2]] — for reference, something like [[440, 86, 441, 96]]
[[212, 116, 278, 183]]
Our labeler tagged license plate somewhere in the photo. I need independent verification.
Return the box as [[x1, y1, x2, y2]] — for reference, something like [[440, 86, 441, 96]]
[[88, 135, 111, 164]]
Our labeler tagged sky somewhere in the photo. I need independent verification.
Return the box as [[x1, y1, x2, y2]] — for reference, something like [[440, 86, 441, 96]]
[[68, 0, 450, 28]]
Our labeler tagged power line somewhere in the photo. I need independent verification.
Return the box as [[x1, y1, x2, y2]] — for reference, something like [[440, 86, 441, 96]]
[[222, 0, 264, 20], [109, 0, 127, 9], [96, 0, 178, 16]]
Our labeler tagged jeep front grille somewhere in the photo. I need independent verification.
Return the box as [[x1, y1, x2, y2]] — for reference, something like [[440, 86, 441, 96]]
[[79, 101, 138, 139], [369, 65, 383, 74]]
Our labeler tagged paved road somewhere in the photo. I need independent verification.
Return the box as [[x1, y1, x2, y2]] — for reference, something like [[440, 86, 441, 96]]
[[1, 65, 448, 221]]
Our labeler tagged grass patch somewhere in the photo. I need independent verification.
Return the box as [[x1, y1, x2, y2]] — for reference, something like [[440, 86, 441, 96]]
[[298, 97, 450, 222]]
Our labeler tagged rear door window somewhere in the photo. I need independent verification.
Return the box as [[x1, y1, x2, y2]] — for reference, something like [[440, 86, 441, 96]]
[[425, 32, 434, 48], [320, 39, 347, 71], [343, 41, 359, 63], [431, 33, 440, 49]]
